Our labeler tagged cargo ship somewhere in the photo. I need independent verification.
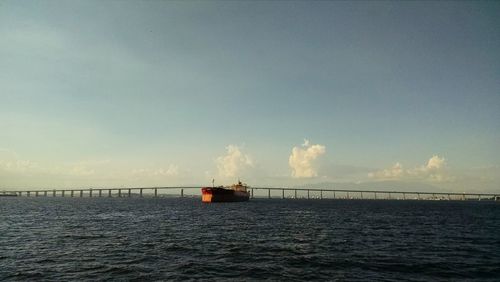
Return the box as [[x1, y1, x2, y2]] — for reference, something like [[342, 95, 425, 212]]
[[201, 181, 250, 203]]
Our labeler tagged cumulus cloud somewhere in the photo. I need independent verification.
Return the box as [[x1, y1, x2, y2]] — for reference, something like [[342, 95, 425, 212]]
[[426, 155, 445, 170], [216, 145, 253, 178], [368, 162, 405, 179], [289, 139, 326, 178], [369, 155, 449, 181]]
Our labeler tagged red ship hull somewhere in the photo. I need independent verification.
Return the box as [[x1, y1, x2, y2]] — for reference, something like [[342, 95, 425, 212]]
[[201, 187, 250, 203]]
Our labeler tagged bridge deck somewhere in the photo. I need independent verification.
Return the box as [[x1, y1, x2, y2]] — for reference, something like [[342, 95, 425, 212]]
[[1, 187, 499, 201]]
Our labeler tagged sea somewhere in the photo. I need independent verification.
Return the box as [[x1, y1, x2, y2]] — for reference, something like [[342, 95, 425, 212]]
[[1, 197, 499, 281]]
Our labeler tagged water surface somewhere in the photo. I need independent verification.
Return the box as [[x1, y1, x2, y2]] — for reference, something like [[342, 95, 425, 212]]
[[1, 198, 499, 281]]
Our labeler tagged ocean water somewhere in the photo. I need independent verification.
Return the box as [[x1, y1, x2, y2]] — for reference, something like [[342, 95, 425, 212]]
[[1, 197, 499, 281]]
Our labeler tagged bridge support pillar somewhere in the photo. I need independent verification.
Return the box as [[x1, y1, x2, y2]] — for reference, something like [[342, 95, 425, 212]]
[[89, 189, 93, 197], [294, 189, 297, 199], [99, 190, 102, 197], [128, 189, 131, 197], [181, 189, 184, 197], [62, 190, 65, 197], [282, 189, 285, 199], [448, 194, 451, 200], [35, 191, 39, 197], [360, 192, 363, 200], [140, 188, 143, 197], [108, 189, 112, 197], [403, 193, 406, 200], [154, 188, 157, 197], [118, 189, 122, 197], [307, 190, 310, 199], [347, 191, 350, 199], [44, 191, 47, 197], [268, 189, 271, 199], [71, 190, 74, 197], [80, 190, 83, 197]]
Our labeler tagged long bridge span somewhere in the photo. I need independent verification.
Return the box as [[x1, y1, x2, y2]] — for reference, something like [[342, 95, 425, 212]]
[[1, 187, 499, 201]]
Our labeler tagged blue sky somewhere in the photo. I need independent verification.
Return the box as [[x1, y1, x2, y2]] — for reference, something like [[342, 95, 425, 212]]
[[1, 1, 499, 191]]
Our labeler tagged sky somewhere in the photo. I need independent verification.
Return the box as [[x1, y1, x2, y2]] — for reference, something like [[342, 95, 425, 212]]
[[1, 1, 499, 192]]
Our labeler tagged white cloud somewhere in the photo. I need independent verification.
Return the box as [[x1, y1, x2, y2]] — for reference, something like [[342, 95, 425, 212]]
[[0, 156, 112, 177], [0, 149, 187, 187], [66, 160, 112, 176], [369, 155, 449, 182], [0, 148, 19, 159], [426, 155, 445, 170], [302, 139, 310, 147], [154, 165, 179, 176], [289, 139, 326, 178], [69, 164, 95, 176], [0, 159, 39, 173], [132, 165, 179, 177], [216, 145, 253, 178], [368, 162, 404, 179]]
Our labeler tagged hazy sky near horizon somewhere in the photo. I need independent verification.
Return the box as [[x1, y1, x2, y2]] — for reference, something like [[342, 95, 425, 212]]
[[1, 1, 499, 191]]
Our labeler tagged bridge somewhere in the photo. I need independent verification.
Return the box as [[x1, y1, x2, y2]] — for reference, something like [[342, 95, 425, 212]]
[[1, 187, 499, 201]]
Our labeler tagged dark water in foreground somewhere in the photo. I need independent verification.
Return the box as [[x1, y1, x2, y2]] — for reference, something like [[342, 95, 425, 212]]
[[1, 198, 499, 281]]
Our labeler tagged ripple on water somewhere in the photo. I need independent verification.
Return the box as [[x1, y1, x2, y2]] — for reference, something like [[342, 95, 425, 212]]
[[0, 198, 499, 281]]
